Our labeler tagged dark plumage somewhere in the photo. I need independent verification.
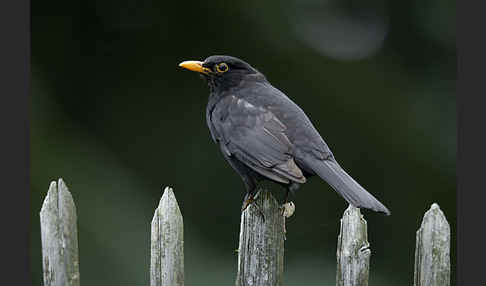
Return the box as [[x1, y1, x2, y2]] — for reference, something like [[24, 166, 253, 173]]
[[179, 55, 390, 215]]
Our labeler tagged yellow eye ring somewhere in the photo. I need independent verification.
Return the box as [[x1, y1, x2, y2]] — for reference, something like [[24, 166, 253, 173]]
[[215, 62, 229, 73]]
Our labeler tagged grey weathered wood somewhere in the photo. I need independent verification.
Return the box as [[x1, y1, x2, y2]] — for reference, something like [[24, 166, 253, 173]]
[[151, 187, 184, 286], [236, 189, 285, 286], [336, 205, 370, 286], [40, 178, 80, 286], [414, 203, 450, 286]]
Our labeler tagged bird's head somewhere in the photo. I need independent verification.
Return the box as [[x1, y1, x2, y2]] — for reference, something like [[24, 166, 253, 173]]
[[179, 55, 263, 92]]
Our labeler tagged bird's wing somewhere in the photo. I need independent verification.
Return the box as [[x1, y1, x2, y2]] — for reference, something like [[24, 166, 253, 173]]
[[212, 95, 306, 184]]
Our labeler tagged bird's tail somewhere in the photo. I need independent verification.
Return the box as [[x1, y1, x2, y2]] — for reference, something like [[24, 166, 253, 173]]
[[309, 159, 390, 215]]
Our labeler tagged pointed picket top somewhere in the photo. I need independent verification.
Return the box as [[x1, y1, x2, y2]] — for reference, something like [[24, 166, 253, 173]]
[[414, 203, 450, 286], [40, 178, 80, 286], [336, 204, 370, 286], [151, 186, 184, 286]]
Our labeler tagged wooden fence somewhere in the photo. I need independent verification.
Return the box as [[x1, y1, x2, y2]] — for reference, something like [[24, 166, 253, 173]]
[[39, 178, 451, 286]]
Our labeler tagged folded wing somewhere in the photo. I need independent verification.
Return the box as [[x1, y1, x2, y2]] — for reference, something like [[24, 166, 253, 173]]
[[212, 95, 306, 185]]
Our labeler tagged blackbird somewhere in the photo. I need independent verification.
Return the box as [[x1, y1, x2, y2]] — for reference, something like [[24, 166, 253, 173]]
[[179, 55, 390, 215]]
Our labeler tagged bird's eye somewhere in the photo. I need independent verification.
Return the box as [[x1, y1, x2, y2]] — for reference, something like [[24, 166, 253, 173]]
[[215, 63, 229, 73]]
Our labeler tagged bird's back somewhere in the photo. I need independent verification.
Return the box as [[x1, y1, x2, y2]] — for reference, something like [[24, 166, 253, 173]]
[[232, 79, 334, 162]]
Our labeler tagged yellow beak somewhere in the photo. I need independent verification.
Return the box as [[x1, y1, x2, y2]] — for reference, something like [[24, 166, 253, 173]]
[[179, 60, 210, 74]]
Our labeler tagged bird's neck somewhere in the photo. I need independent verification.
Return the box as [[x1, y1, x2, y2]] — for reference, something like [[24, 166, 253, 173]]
[[209, 73, 265, 93], [206, 73, 267, 110]]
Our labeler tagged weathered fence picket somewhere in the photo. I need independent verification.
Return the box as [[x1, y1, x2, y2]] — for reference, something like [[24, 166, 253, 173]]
[[336, 205, 370, 286], [414, 203, 451, 286], [150, 187, 184, 286], [40, 178, 80, 286], [39, 179, 451, 286], [235, 189, 286, 286]]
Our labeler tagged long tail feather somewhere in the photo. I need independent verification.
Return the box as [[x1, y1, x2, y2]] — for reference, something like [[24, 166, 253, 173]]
[[309, 159, 390, 215]]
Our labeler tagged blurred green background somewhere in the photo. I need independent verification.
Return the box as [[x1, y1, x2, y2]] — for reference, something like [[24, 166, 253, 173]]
[[31, 0, 456, 285]]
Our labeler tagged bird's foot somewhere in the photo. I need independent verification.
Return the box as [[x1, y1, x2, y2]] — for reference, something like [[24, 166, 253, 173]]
[[241, 192, 254, 212], [241, 191, 265, 222]]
